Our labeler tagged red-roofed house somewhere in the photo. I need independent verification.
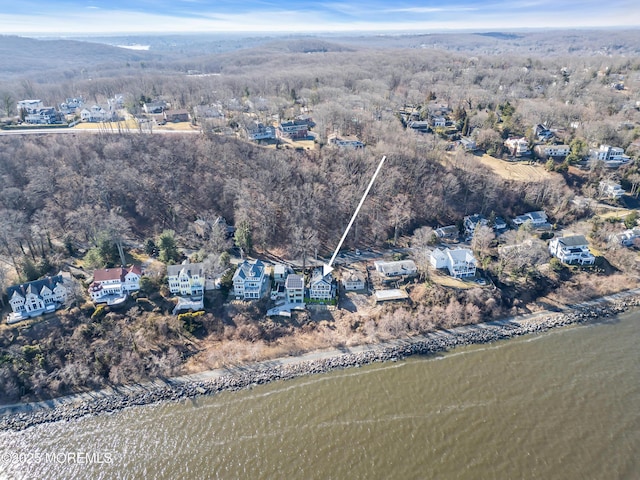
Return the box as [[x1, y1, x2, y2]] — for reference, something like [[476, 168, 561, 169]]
[[88, 265, 142, 303]]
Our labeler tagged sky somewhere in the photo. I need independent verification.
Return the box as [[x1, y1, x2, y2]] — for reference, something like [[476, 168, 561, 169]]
[[1, 0, 639, 36]]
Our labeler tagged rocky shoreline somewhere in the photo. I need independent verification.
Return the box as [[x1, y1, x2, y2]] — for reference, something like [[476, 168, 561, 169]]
[[1, 294, 638, 432]]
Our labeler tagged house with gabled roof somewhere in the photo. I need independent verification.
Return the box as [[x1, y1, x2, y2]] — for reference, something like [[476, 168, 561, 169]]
[[233, 259, 268, 299], [309, 268, 335, 301], [435, 225, 459, 241], [88, 265, 141, 304], [7, 275, 67, 320], [80, 105, 112, 123], [464, 214, 488, 236], [143, 101, 168, 114], [374, 260, 417, 278], [167, 261, 205, 297], [163, 109, 190, 123], [342, 270, 366, 291], [549, 235, 595, 265]]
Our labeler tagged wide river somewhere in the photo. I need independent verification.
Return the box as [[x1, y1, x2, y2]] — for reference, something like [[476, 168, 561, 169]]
[[1, 312, 638, 479]]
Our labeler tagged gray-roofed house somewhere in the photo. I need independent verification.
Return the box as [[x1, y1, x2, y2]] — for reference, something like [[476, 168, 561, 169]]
[[7, 275, 67, 320], [309, 268, 335, 301], [549, 235, 595, 265], [233, 260, 268, 299], [513, 210, 548, 228], [342, 270, 366, 291], [373, 260, 418, 278], [167, 261, 205, 297], [435, 225, 459, 241], [464, 214, 488, 235]]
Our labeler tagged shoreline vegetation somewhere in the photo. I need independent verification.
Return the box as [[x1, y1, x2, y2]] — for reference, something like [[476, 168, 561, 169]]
[[2, 289, 638, 432]]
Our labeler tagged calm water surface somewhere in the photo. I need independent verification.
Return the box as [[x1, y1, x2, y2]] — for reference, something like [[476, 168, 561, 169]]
[[1, 313, 638, 479]]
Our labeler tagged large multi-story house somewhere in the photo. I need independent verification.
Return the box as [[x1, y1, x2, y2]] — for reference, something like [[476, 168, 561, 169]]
[[308, 268, 335, 301], [277, 120, 308, 139], [534, 144, 570, 159], [549, 235, 596, 265], [342, 270, 366, 291], [80, 105, 113, 123], [25, 107, 61, 125], [430, 248, 477, 278], [285, 274, 305, 304], [167, 262, 205, 297], [464, 214, 488, 236], [504, 137, 530, 157], [247, 122, 276, 141], [88, 265, 141, 304], [17, 99, 43, 114], [599, 180, 625, 199], [59, 97, 84, 114], [233, 260, 268, 299], [589, 144, 630, 168], [7, 275, 67, 321]]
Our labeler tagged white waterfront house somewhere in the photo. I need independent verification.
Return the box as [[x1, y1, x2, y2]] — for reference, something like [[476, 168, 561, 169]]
[[430, 248, 477, 278], [548, 235, 595, 265], [589, 144, 630, 168], [233, 260, 268, 299], [342, 270, 366, 291], [167, 261, 205, 296], [309, 268, 335, 301], [88, 266, 141, 303]]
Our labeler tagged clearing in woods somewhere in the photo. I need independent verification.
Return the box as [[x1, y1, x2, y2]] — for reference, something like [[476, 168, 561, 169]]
[[475, 154, 555, 181]]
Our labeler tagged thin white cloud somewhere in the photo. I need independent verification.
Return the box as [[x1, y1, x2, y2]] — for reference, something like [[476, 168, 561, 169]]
[[0, 4, 638, 35]]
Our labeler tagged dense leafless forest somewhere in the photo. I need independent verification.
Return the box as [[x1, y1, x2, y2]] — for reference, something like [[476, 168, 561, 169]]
[[1, 29, 639, 402]]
